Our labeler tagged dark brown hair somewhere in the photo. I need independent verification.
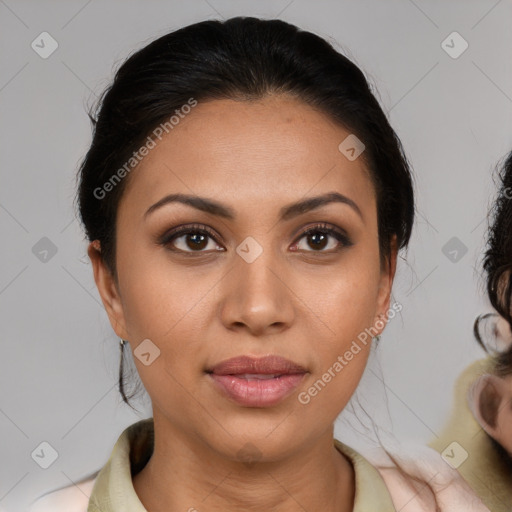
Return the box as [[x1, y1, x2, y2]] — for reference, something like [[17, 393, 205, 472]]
[[474, 150, 512, 468], [474, 151, 512, 375]]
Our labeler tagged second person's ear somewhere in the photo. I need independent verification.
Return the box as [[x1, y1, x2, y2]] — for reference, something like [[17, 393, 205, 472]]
[[468, 373, 512, 446]]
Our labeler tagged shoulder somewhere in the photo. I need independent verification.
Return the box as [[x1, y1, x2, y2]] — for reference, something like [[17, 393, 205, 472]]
[[367, 442, 491, 512], [28, 474, 97, 512]]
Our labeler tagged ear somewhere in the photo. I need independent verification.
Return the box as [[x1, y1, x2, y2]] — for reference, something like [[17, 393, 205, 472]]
[[374, 234, 398, 333], [495, 315, 512, 352], [468, 373, 510, 440], [87, 240, 129, 340]]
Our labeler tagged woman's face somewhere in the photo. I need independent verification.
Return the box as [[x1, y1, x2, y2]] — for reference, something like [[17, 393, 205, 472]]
[[89, 94, 396, 461]]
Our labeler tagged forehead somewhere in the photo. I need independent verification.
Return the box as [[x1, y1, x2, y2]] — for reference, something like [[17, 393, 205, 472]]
[[119, 95, 375, 219]]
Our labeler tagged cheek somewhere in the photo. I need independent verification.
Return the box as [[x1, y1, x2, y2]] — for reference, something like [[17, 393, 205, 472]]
[[117, 242, 205, 337], [115, 247, 213, 390], [314, 248, 382, 342], [118, 263, 209, 420], [296, 255, 382, 413]]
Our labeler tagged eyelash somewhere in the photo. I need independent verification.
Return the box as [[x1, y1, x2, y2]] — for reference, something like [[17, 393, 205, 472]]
[[158, 222, 353, 254]]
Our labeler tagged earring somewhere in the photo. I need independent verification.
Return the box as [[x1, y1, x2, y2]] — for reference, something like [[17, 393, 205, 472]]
[[119, 338, 129, 404]]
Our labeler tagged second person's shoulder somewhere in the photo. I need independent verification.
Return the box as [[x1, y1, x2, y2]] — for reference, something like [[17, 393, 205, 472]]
[[27, 474, 97, 512]]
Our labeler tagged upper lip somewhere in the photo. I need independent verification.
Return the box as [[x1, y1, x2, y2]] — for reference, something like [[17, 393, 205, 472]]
[[207, 355, 307, 376]]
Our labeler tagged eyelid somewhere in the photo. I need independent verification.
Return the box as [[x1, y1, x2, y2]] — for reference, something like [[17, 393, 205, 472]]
[[295, 223, 353, 247], [158, 222, 353, 253], [158, 223, 223, 248]]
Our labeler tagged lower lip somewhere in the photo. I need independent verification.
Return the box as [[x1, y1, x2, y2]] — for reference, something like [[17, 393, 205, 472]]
[[208, 373, 306, 407]]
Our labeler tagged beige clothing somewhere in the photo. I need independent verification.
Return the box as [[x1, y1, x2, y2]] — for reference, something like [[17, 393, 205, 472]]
[[30, 415, 492, 511], [429, 357, 512, 512], [29, 417, 396, 511]]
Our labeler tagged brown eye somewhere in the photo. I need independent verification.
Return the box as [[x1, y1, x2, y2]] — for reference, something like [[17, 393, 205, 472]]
[[180, 232, 210, 251], [291, 223, 353, 253], [159, 224, 224, 253], [305, 232, 329, 251]]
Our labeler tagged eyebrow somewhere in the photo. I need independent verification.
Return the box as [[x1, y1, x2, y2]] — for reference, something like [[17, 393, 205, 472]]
[[144, 191, 363, 222]]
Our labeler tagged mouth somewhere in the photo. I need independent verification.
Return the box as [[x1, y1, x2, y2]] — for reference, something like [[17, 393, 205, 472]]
[[230, 373, 288, 380], [207, 373, 307, 407], [207, 354, 307, 376], [206, 355, 307, 407]]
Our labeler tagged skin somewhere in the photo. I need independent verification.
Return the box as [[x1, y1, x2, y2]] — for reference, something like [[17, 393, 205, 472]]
[[493, 318, 512, 457], [467, 315, 512, 461], [475, 317, 512, 456], [474, 373, 512, 457], [88, 94, 397, 512], [490, 374, 512, 456]]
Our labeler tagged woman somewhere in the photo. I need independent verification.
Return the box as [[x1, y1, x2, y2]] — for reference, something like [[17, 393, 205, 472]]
[[28, 16, 488, 512], [429, 151, 512, 512]]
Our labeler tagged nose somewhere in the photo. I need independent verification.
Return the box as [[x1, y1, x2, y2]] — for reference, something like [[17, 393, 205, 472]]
[[218, 247, 295, 337]]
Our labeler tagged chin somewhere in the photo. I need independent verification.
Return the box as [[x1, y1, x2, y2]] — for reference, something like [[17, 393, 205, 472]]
[[206, 424, 306, 463]]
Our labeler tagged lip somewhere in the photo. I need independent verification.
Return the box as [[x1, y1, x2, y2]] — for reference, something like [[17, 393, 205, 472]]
[[206, 355, 307, 407], [208, 355, 307, 375]]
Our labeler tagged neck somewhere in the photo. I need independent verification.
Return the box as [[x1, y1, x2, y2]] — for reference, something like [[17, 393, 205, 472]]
[[132, 414, 355, 512]]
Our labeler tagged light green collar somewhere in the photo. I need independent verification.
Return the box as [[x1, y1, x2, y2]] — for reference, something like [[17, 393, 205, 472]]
[[88, 418, 396, 511]]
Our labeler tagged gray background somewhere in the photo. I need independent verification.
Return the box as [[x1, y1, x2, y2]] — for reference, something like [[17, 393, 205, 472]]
[[1, 0, 511, 510]]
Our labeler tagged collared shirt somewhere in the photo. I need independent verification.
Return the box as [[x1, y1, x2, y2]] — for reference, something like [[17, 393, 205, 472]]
[[87, 418, 396, 511], [30, 408, 497, 512], [29, 417, 397, 511]]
